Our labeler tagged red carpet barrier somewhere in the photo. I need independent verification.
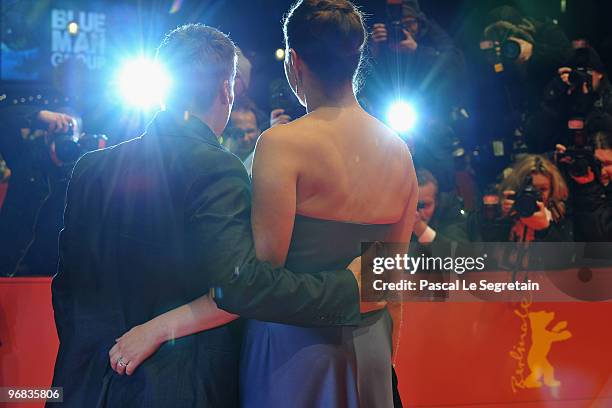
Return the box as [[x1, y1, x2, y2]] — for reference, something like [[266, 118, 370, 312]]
[[0, 278, 58, 408], [395, 302, 612, 407], [1, 277, 611, 407]]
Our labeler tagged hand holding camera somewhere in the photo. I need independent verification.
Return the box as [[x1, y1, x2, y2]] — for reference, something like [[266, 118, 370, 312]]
[[557, 67, 592, 96], [371, 23, 418, 55], [502, 190, 550, 230], [556, 144, 597, 184], [36, 110, 76, 134], [502, 174, 550, 231], [269, 78, 303, 126], [508, 36, 533, 64], [270, 108, 292, 128]]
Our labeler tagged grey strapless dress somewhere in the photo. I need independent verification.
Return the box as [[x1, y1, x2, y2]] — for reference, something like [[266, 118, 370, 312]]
[[240, 215, 394, 408]]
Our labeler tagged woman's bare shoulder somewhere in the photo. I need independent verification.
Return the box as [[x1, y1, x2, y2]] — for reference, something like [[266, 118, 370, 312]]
[[258, 116, 321, 154], [363, 111, 407, 145], [363, 113, 416, 181], [357, 112, 411, 162], [251, 122, 308, 171]]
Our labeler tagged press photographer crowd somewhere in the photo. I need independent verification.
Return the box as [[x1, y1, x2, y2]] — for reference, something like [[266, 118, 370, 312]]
[[2, 1, 611, 278]]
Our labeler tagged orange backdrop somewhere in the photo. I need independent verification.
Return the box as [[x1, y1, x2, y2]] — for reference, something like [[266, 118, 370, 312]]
[[1, 277, 611, 407]]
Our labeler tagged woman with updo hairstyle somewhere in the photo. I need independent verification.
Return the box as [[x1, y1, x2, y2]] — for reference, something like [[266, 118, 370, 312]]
[[242, 0, 417, 406], [282, 0, 366, 96]]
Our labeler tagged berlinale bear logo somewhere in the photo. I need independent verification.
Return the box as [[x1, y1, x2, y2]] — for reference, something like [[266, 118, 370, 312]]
[[510, 299, 572, 393]]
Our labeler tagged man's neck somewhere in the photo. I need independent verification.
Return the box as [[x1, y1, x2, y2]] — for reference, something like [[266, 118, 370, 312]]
[[166, 108, 222, 138]]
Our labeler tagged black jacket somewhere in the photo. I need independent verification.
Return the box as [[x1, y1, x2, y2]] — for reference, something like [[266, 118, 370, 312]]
[[572, 180, 612, 241], [0, 104, 60, 276], [50, 111, 360, 407], [364, 18, 465, 118], [526, 78, 612, 153]]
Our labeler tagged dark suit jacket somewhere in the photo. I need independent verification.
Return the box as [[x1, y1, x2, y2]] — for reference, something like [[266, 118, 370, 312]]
[[50, 111, 360, 407]]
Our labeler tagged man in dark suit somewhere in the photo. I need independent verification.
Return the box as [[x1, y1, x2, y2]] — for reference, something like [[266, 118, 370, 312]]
[[50, 24, 362, 407]]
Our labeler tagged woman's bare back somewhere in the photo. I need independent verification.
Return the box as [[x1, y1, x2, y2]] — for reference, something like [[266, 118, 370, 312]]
[[280, 105, 414, 225]]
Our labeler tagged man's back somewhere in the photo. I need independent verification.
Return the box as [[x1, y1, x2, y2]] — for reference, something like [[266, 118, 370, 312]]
[[51, 111, 243, 407]]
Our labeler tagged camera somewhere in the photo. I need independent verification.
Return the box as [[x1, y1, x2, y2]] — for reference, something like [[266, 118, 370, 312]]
[[269, 78, 304, 121], [479, 39, 522, 73], [49, 127, 107, 165], [568, 67, 593, 92], [565, 46, 597, 92], [498, 39, 521, 61], [556, 118, 600, 178], [557, 146, 598, 178], [510, 175, 542, 218], [386, 0, 405, 46]]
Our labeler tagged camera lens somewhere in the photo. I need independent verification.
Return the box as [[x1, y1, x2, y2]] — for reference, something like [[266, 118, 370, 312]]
[[501, 39, 521, 61], [55, 137, 81, 164], [570, 157, 590, 177], [515, 195, 539, 217]]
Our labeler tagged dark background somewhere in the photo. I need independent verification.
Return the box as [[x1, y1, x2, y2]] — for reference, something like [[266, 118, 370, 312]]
[[2, 0, 612, 115]]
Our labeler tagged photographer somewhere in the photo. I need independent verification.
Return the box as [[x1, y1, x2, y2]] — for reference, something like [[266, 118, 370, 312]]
[[412, 169, 471, 245], [526, 46, 612, 153], [481, 6, 572, 99], [0, 104, 77, 276], [222, 100, 262, 172], [268, 77, 305, 128], [472, 6, 572, 183], [367, 0, 465, 116], [557, 125, 612, 241], [498, 155, 571, 243]]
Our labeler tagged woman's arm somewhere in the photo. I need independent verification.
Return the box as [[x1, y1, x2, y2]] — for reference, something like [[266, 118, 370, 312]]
[[250, 128, 298, 266], [382, 148, 419, 363], [109, 295, 237, 375]]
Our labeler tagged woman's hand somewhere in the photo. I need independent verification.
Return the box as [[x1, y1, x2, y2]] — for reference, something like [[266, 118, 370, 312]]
[[109, 322, 165, 375], [520, 201, 550, 231], [107, 294, 237, 376]]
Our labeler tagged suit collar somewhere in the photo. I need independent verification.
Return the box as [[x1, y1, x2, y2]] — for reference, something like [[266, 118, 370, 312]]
[[145, 110, 221, 147]]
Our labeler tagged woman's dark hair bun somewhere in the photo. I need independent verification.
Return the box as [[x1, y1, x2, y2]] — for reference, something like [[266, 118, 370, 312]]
[[283, 0, 366, 92], [312, 0, 354, 12]]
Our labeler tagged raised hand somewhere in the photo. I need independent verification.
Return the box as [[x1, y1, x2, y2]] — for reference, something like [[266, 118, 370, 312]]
[[36, 110, 75, 134], [270, 109, 292, 128]]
